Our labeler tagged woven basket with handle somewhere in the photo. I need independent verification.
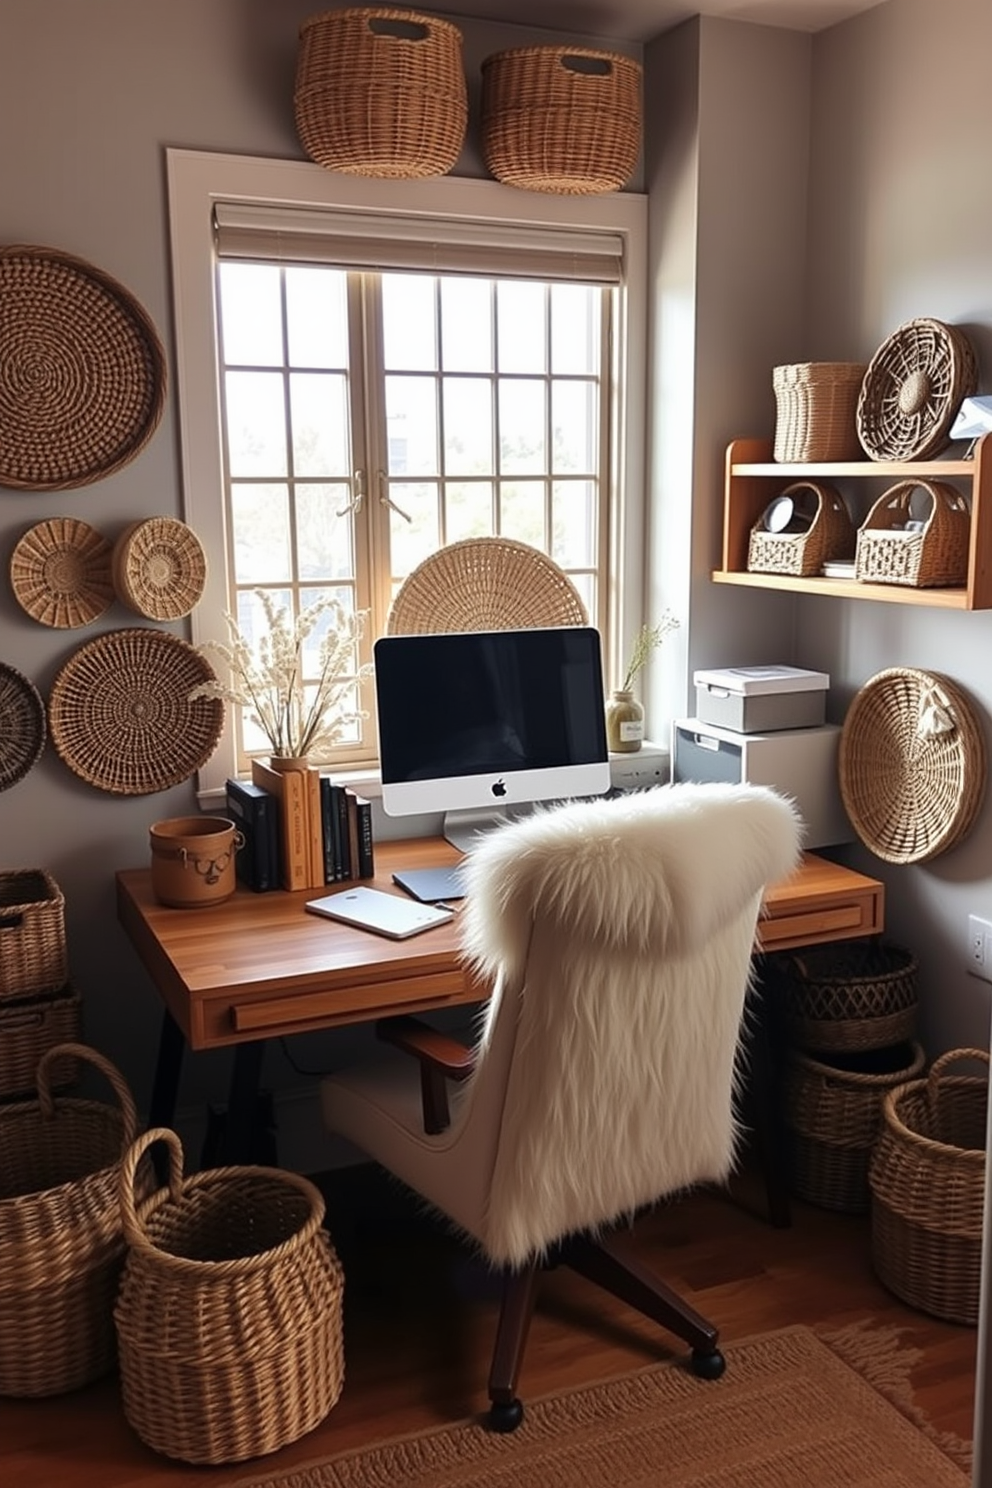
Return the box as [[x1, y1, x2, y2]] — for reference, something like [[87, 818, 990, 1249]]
[[747, 481, 855, 578], [0, 868, 67, 1001], [855, 479, 970, 588]]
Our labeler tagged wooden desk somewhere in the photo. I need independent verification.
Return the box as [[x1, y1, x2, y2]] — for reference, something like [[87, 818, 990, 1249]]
[[117, 840, 883, 1163]]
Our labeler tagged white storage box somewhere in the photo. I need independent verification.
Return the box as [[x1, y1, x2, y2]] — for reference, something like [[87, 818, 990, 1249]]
[[693, 666, 829, 734], [671, 717, 851, 849]]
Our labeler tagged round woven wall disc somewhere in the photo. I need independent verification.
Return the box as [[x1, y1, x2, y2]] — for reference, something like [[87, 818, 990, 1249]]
[[856, 317, 978, 462], [10, 517, 114, 627], [0, 662, 46, 791], [386, 537, 588, 634], [839, 667, 986, 864], [48, 628, 224, 796], [112, 517, 208, 620], [0, 244, 167, 491]]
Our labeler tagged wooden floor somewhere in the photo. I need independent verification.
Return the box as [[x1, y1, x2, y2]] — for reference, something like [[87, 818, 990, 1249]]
[[4, 1159, 978, 1487]]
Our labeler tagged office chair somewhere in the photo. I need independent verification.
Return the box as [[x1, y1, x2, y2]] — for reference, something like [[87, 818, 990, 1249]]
[[385, 536, 587, 634], [321, 782, 802, 1430]]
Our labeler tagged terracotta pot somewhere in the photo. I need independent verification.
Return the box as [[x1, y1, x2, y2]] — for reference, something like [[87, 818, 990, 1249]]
[[149, 817, 243, 909]]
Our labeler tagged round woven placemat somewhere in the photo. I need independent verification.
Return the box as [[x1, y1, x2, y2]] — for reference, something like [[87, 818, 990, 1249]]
[[839, 667, 986, 864], [856, 318, 977, 461], [386, 537, 588, 634], [0, 244, 167, 491], [112, 517, 207, 620], [47, 629, 224, 796], [10, 517, 114, 627], [0, 662, 46, 791]]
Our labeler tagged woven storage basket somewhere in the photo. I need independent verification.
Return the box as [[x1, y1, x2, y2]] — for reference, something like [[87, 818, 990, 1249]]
[[747, 481, 855, 578], [786, 1039, 925, 1214], [482, 46, 642, 194], [114, 1127, 345, 1465], [0, 1043, 148, 1396], [855, 479, 970, 588], [0, 985, 83, 1100], [387, 536, 588, 634], [857, 318, 978, 461], [0, 869, 67, 1001], [772, 362, 867, 463], [774, 940, 918, 1054], [869, 1048, 988, 1324], [295, 8, 467, 179]]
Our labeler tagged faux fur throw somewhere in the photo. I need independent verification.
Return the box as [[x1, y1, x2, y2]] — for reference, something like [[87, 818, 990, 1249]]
[[458, 782, 802, 1267]]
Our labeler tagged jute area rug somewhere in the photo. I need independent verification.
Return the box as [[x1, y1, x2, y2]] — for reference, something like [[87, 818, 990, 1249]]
[[232, 1322, 972, 1488]]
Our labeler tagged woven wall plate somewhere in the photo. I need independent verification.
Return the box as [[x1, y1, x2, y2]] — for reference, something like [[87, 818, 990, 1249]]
[[839, 667, 987, 864], [0, 245, 167, 491], [10, 517, 114, 628], [386, 537, 588, 634], [0, 663, 46, 791], [112, 517, 207, 620], [856, 318, 978, 461], [47, 629, 224, 796]]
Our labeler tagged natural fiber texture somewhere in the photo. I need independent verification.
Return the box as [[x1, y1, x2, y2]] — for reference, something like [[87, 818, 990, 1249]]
[[0, 985, 83, 1099], [386, 537, 588, 634], [0, 662, 46, 792], [0, 868, 67, 1001], [785, 1040, 925, 1214], [10, 516, 114, 627], [0, 1043, 147, 1397], [774, 940, 918, 1053], [295, 8, 467, 178], [839, 667, 986, 864], [482, 46, 642, 194], [747, 480, 855, 577], [111, 516, 207, 619], [855, 479, 970, 588], [857, 317, 978, 461], [870, 1049, 988, 1325], [226, 1324, 969, 1488], [48, 627, 224, 796], [115, 1128, 346, 1465], [0, 244, 166, 490], [772, 361, 867, 462]]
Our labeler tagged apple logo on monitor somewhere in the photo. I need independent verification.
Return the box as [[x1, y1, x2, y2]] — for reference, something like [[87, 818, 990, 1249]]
[[491, 779, 507, 798]]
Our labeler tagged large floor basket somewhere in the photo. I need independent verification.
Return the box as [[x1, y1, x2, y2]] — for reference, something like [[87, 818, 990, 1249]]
[[114, 1128, 345, 1464], [869, 1048, 988, 1324]]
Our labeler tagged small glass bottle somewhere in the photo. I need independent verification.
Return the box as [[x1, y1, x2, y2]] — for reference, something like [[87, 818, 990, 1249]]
[[605, 689, 644, 753]]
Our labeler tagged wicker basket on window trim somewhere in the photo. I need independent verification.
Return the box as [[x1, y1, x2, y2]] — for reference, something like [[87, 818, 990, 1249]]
[[747, 481, 855, 578], [856, 317, 978, 461], [855, 479, 970, 588], [386, 537, 588, 634], [772, 362, 868, 463]]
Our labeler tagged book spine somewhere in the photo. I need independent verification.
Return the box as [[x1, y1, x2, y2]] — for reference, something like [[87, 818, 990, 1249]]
[[344, 788, 360, 885], [336, 784, 352, 881], [354, 794, 374, 878], [225, 781, 276, 892], [251, 759, 308, 891], [320, 776, 335, 884], [305, 768, 324, 889]]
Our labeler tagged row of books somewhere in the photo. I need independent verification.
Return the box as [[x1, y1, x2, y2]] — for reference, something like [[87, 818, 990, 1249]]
[[225, 761, 374, 893]]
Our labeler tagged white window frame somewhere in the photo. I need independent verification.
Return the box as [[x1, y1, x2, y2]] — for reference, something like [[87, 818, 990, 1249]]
[[165, 148, 648, 800]]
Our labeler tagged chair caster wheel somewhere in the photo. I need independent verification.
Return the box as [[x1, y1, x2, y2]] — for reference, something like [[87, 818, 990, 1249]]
[[488, 1398, 525, 1432], [690, 1346, 726, 1380]]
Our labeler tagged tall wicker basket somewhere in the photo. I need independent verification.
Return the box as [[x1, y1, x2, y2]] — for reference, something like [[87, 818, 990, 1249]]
[[114, 1128, 345, 1465], [773, 362, 867, 462], [0, 1043, 147, 1396]]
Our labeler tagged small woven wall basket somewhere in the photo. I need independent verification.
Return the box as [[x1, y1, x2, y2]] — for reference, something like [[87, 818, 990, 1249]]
[[10, 518, 114, 629], [0, 663, 46, 793], [855, 479, 970, 588], [114, 1127, 345, 1465], [386, 536, 588, 634], [0, 1043, 149, 1397], [869, 1048, 988, 1324], [294, 8, 467, 179], [772, 362, 868, 463], [0, 868, 67, 1002], [839, 667, 986, 865], [773, 940, 918, 1055], [112, 517, 208, 621], [481, 46, 642, 195], [785, 1039, 926, 1215], [857, 317, 978, 461], [747, 481, 855, 578], [0, 985, 83, 1100]]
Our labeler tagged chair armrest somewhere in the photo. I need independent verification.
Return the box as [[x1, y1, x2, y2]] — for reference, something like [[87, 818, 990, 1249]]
[[376, 1015, 475, 1134]]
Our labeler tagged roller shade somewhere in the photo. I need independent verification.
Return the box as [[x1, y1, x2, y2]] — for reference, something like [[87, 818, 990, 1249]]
[[213, 202, 625, 285]]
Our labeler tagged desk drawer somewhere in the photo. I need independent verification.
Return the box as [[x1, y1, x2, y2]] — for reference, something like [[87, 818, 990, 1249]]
[[758, 885, 883, 953]]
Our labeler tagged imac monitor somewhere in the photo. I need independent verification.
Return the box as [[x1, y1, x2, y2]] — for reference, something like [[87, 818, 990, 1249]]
[[374, 626, 611, 850]]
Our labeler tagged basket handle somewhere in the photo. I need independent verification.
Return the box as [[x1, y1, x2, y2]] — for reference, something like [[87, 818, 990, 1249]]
[[36, 1041, 139, 1145], [367, 16, 431, 43], [927, 1047, 990, 1105], [118, 1125, 185, 1251], [560, 54, 614, 78]]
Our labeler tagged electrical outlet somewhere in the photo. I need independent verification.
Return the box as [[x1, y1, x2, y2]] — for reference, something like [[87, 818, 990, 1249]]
[[967, 914, 992, 982]]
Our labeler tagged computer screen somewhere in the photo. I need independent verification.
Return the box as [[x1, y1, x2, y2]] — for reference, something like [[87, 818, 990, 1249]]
[[374, 627, 611, 849]]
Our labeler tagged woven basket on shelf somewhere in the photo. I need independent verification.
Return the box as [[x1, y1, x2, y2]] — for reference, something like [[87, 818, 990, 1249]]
[[747, 481, 855, 577], [114, 1127, 346, 1465], [773, 940, 918, 1054], [482, 46, 642, 194], [295, 8, 467, 179], [0, 985, 83, 1100], [112, 517, 208, 620], [869, 1048, 988, 1324], [855, 479, 970, 588], [10, 517, 114, 629], [0, 1043, 148, 1396], [785, 1040, 926, 1215], [772, 362, 867, 463], [386, 537, 588, 634], [856, 317, 978, 461], [0, 869, 67, 1001]]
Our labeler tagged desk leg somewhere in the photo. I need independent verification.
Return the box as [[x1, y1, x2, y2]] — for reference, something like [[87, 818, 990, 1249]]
[[216, 1039, 270, 1166], [149, 1007, 185, 1131]]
